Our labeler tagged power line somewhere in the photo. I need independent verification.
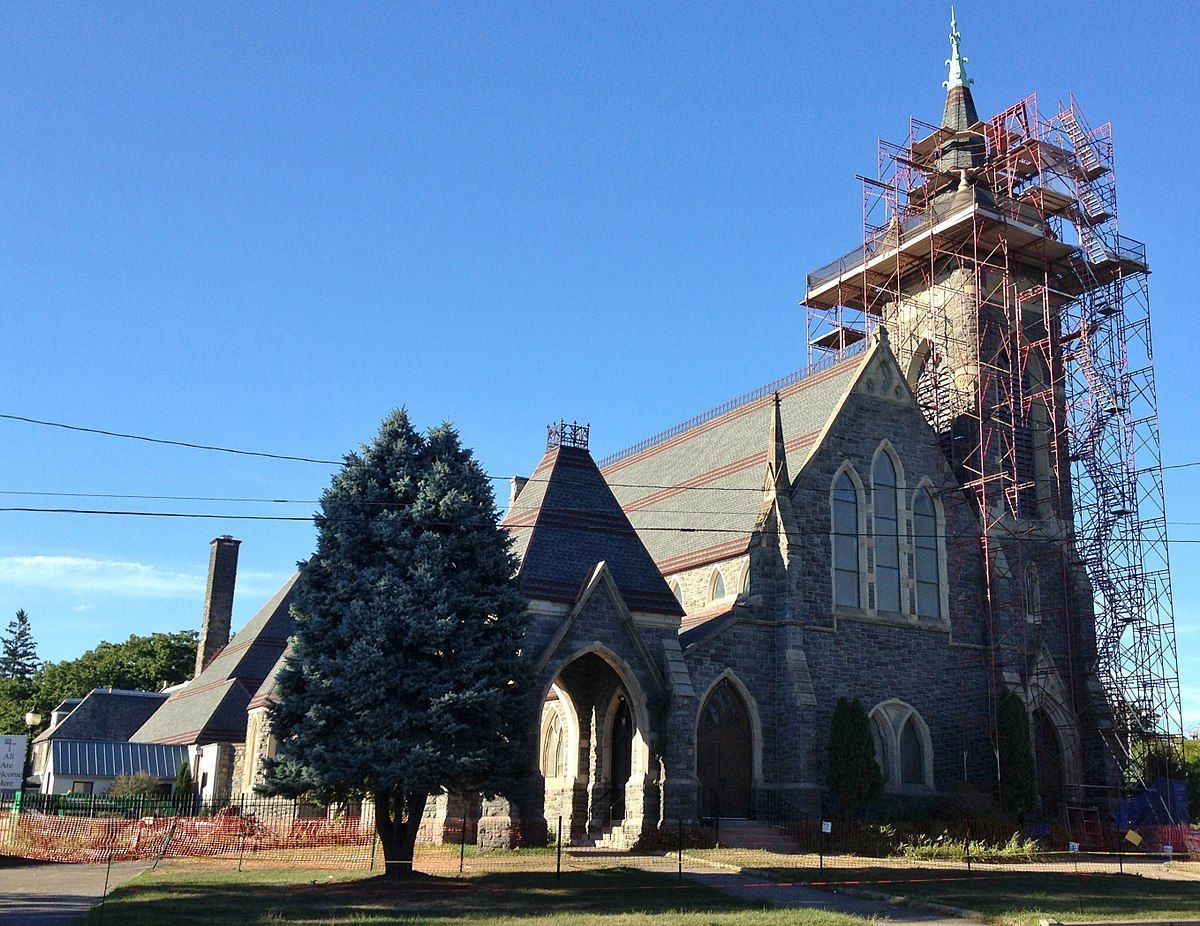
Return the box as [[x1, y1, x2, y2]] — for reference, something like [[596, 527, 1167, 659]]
[[0, 413, 345, 466], [5, 506, 1200, 545], [5, 409, 1200, 494]]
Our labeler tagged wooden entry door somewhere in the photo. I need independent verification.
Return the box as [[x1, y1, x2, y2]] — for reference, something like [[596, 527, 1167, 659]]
[[1034, 709, 1065, 816], [697, 679, 752, 818]]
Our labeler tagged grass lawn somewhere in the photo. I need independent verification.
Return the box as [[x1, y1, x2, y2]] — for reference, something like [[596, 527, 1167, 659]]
[[762, 866, 1200, 925], [83, 865, 871, 926]]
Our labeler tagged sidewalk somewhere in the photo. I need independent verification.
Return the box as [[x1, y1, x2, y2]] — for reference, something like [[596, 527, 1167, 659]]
[[0, 859, 147, 926]]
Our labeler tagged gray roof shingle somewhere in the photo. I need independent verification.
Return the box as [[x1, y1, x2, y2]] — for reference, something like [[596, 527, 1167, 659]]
[[505, 444, 684, 617], [132, 574, 298, 745], [599, 354, 863, 572], [35, 689, 169, 744]]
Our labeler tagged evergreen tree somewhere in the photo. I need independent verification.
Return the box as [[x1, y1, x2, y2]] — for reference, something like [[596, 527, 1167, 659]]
[[826, 696, 884, 820], [174, 760, 193, 796], [0, 610, 38, 680], [996, 692, 1037, 817], [262, 410, 530, 879]]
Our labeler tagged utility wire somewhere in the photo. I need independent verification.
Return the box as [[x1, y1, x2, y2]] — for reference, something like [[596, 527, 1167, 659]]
[[0, 413, 344, 466], [4, 410, 1200, 491], [5, 506, 1200, 545]]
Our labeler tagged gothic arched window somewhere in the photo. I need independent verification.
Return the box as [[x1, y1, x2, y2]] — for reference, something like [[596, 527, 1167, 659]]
[[670, 581, 684, 607], [832, 471, 860, 609], [870, 700, 934, 790], [709, 569, 726, 602], [870, 713, 892, 784], [899, 716, 926, 786], [540, 709, 566, 779], [873, 452, 901, 613], [1025, 565, 1041, 624], [913, 487, 941, 619]]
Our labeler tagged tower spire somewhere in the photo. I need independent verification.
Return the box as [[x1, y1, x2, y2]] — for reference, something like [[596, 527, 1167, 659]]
[[936, 7, 982, 168], [764, 392, 789, 491], [943, 7, 972, 91]]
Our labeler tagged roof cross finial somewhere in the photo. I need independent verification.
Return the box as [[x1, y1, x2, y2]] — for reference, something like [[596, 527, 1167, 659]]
[[943, 6, 972, 90]]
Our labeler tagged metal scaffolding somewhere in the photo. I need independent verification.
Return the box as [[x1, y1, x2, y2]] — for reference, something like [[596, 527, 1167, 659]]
[[804, 87, 1183, 809]]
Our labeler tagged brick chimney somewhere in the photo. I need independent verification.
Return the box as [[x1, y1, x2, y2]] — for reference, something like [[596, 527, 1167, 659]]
[[195, 535, 241, 677], [508, 476, 528, 510]]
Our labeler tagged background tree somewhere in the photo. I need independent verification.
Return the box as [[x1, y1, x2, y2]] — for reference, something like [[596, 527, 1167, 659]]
[[1, 610, 38, 680], [0, 629, 197, 735], [262, 410, 529, 879], [996, 691, 1037, 817], [826, 696, 884, 819]]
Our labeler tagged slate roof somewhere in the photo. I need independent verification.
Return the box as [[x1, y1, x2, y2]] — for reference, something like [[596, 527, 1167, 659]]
[[248, 642, 291, 711], [132, 574, 299, 745], [50, 739, 189, 779], [597, 353, 864, 573], [504, 444, 684, 617], [937, 84, 985, 172], [35, 689, 169, 744]]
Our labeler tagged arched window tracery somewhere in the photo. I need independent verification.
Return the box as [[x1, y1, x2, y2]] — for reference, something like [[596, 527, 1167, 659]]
[[873, 452, 901, 613], [869, 700, 934, 791], [832, 470, 861, 609], [913, 486, 941, 619]]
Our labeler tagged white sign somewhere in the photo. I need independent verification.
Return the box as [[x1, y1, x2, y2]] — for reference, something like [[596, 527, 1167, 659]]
[[1068, 841, 1080, 854], [821, 821, 832, 834], [0, 735, 27, 791], [1162, 844, 1173, 858]]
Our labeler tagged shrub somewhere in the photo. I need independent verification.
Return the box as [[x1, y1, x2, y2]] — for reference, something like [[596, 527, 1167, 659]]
[[174, 761, 192, 796], [826, 697, 884, 820], [106, 771, 162, 799], [996, 692, 1036, 817], [891, 829, 1039, 861]]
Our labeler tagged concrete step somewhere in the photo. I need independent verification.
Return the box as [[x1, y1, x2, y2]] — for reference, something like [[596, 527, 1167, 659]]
[[712, 818, 799, 851]]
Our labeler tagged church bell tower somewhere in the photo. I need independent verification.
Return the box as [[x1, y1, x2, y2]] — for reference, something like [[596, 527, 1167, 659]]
[[802, 10, 1183, 798]]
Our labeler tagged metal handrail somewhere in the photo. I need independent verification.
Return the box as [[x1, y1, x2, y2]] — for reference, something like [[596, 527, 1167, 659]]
[[597, 345, 865, 470]]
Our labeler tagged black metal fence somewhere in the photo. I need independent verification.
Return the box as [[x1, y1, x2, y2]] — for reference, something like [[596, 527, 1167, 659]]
[[0, 794, 1195, 885]]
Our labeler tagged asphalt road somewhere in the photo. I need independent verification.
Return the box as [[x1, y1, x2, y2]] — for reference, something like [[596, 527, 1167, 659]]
[[0, 859, 148, 926]]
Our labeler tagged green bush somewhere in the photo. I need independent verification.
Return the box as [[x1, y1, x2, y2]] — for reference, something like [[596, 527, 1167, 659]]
[[106, 771, 163, 799], [889, 828, 1039, 861], [174, 761, 192, 796], [826, 697, 884, 820], [996, 692, 1036, 816]]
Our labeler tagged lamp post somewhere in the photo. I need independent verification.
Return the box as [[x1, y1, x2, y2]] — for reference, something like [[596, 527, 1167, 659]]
[[22, 709, 42, 794]]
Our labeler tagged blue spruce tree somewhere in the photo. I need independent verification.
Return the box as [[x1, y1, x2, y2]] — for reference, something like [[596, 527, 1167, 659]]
[[262, 410, 529, 877]]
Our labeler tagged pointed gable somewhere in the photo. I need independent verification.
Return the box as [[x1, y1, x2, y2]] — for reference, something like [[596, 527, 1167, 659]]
[[132, 574, 299, 745], [504, 441, 683, 617]]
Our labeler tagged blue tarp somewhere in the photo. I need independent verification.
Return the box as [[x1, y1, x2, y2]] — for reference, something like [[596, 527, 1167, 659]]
[[1115, 777, 1189, 828]]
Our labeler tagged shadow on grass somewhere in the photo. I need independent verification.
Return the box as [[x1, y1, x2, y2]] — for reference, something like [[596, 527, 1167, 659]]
[[758, 865, 1200, 920], [85, 865, 784, 926]]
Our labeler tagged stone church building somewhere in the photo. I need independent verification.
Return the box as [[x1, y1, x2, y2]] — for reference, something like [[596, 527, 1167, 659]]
[[135, 28, 1115, 848]]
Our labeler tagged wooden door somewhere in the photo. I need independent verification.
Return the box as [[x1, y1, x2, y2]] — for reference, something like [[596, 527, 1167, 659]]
[[697, 679, 752, 818]]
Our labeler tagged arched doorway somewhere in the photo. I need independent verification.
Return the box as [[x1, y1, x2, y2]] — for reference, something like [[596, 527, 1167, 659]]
[[1034, 708, 1065, 816], [697, 678, 752, 818], [539, 648, 654, 843], [609, 697, 633, 821]]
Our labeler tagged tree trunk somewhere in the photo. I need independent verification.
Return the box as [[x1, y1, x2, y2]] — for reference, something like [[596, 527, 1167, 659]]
[[373, 786, 429, 879]]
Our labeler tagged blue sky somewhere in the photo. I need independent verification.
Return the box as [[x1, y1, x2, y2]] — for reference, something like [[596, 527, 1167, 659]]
[[0, 2, 1196, 729]]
